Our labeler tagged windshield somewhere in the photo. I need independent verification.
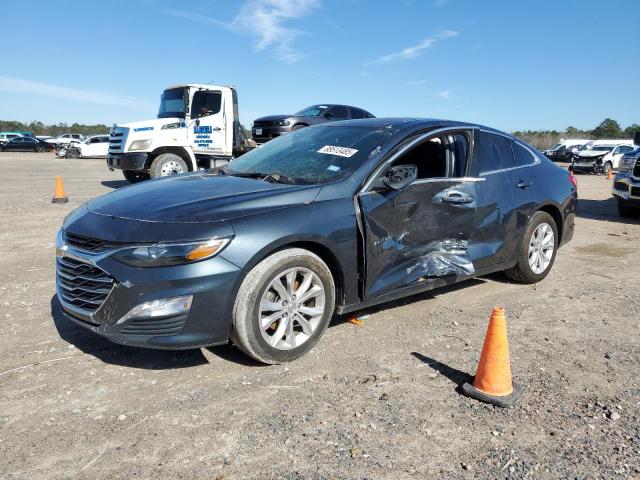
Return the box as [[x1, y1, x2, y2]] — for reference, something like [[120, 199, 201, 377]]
[[225, 125, 393, 184], [548, 143, 561, 150], [295, 105, 329, 117], [158, 88, 187, 119]]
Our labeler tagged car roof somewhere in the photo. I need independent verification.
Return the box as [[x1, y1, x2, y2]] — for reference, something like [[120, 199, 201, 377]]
[[321, 117, 511, 138]]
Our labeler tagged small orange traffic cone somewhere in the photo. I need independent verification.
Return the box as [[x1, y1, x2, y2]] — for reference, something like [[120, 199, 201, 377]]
[[607, 168, 613, 180], [461, 307, 523, 407], [52, 175, 68, 203]]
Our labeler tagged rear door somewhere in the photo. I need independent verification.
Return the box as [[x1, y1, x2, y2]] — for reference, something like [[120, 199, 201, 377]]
[[358, 128, 479, 298], [187, 89, 227, 155]]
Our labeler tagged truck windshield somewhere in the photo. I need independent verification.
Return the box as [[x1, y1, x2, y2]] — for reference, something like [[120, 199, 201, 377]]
[[225, 125, 393, 185], [158, 88, 187, 118]]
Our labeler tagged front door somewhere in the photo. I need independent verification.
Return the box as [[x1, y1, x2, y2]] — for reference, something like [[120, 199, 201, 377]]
[[187, 89, 227, 156], [358, 129, 480, 299]]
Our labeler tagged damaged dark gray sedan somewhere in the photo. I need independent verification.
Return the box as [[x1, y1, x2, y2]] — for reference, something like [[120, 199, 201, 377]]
[[56, 118, 576, 364]]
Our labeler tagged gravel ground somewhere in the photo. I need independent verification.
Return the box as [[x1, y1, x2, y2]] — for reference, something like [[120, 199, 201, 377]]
[[0, 153, 638, 479]]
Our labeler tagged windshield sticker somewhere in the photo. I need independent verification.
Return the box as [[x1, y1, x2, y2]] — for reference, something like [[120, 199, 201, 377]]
[[317, 145, 359, 158], [327, 165, 341, 172]]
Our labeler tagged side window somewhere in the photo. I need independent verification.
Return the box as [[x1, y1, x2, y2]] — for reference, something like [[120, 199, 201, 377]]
[[350, 108, 366, 119], [471, 131, 514, 175], [365, 111, 375, 118], [619, 145, 632, 154], [388, 132, 470, 180], [191, 90, 222, 118], [512, 141, 535, 167], [328, 106, 348, 119]]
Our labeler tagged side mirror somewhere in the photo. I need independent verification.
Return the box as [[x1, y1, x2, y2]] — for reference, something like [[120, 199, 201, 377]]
[[323, 111, 332, 119], [383, 164, 418, 191], [195, 119, 200, 127]]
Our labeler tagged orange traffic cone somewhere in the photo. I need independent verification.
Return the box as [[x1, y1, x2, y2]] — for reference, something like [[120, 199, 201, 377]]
[[461, 307, 523, 407], [52, 175, 68, 203], [607, 168, 613, 180]]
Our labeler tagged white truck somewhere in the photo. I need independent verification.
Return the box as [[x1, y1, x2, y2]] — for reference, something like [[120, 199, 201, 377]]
[[107, 84, 250, 182]]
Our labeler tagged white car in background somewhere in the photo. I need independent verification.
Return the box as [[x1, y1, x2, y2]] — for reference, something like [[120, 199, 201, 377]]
[[48, 133, 84, 146], [62, 135, 110, 158], [571, 140, 636, 174]]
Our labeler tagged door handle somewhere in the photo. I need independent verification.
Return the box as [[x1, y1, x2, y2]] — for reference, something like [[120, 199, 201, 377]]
[[442, 192, 474, 204], [211, 127, 222, 132], [516, 180, 533, 189]]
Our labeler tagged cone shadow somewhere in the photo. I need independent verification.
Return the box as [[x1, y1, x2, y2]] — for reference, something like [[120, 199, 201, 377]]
[[411, 352, 472, 386]]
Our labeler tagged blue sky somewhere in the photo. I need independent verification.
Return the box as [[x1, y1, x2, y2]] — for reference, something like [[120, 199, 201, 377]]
[[0, 0, 638, 132]]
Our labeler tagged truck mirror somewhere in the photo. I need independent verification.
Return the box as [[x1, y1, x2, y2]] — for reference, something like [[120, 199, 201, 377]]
[[195, 119, 200, 127]]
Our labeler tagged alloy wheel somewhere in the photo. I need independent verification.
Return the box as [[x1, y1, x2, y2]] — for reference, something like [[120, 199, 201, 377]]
[[258, 267, 326, 350], [528, 222, 554, 274]]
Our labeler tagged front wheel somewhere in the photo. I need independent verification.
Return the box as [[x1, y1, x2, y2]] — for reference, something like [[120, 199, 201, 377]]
[[231, 248, 336, 364], [150, 153, 188, 178], [66, 148, 80, 159], [123, 170, 150, 183], [505, 211, 558, 284], [602, 162, 612, 176]]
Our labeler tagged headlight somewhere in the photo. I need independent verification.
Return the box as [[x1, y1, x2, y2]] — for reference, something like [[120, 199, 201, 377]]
[[112, 238, 230, 267], [128, 139, 152, 151], [619, 157, 636, 172], [162, 122, 182, 130], [277, 120, 291, 126]]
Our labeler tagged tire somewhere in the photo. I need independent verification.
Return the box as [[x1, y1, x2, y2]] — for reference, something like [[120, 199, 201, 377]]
[[617, 201, 640, 218], [505, 211, 559, 284], [292, 124, 307, 131], [123, 170, 150, 183], [149, 153, 188, 178], [602, 162, 612, 176], [231, 248, 336, 364], [66, 148, 80, 159]]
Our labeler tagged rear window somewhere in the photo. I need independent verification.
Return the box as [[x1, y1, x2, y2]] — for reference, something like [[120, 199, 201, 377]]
[[512, 141, 536, 167], [471, 131, 514, 175]]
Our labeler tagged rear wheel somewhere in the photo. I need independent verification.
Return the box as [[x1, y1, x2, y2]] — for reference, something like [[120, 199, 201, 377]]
[[505, 211, 558, 284], [123, 170, 150, 183], [150, 153, 188, 178], [231, 248, 336, 364], [617, 201, 640, 218]]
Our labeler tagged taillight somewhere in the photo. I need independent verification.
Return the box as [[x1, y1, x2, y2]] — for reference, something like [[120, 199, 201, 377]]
[[568, 170, 577, 189]]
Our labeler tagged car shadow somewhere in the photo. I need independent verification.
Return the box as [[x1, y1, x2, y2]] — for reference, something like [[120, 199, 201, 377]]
[[51, 295, 209, 370], [577, 197, 640, 225], [411, 351, 473, 387], [101, 180, 130, 189]]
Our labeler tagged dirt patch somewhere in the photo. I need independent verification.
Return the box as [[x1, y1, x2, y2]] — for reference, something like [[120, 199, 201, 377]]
[[0, 154, 638, 479]]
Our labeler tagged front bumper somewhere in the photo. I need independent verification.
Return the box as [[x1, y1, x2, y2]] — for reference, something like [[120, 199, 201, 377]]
[[106, 153, 149, 172], [55, 233, 242, 349], [571, 159, 601, 173], [251, 125, 291, 143], [612, 172, 640, 207]]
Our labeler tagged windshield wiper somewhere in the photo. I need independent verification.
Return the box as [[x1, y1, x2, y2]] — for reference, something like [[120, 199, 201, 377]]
[[227, 170, 298, 184]]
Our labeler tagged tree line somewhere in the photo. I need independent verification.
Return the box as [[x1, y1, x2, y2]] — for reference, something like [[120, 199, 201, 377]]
[[0, 120, 110, 137], [514, 118, 640, 150]]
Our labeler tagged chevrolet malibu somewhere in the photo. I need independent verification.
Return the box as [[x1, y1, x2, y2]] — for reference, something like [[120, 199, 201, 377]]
[[56, 119, 577, 364]]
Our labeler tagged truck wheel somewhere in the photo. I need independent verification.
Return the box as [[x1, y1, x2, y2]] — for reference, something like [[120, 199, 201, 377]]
[[150, 153, 188, 178], [504, 211, 558, 284], [231, 248, 336, 364], [123, 170, 150, 183], [617, 201, 640, 218]]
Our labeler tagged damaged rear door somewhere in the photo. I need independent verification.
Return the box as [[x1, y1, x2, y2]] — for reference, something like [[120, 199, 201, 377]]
[[358, 128, 480, 299]]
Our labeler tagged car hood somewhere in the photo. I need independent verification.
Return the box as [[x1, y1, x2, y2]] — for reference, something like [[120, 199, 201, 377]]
[[254, 114, 291, 122], [578, 150, 609, 158], [85, 172, 321, 224]]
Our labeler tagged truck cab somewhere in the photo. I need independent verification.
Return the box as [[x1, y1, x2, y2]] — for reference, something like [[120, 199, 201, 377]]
[[107, 84, 248, 182]]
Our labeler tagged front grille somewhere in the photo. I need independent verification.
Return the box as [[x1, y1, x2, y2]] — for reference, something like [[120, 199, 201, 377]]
[[613, 181, 628, 192], [56, 256, 114, 313], [633, 159, 640, 178], [64, 231, 123, 252], [253, 121, 273, 128], [109, 127, 129, 154]]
